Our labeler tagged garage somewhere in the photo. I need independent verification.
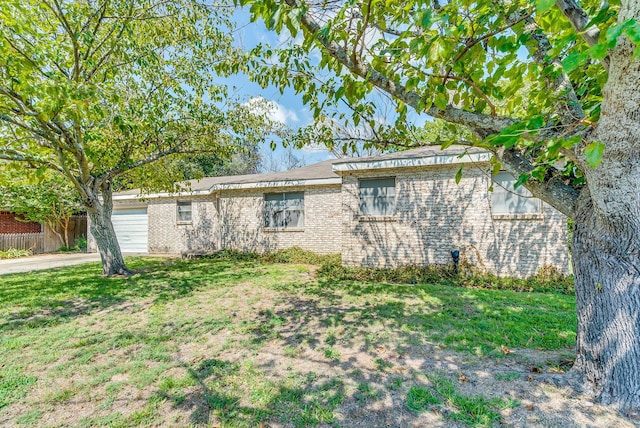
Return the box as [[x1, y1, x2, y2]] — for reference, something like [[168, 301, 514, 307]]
[[111, 207, 148, 253]]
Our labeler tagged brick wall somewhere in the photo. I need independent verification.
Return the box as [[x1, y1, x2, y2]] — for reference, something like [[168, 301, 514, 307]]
[[340, 165, 569, 278], [147, 196, 218, 253], [0, 212, 41, 234], [143, 185, 343, 255], [217, 185, 342, 254]]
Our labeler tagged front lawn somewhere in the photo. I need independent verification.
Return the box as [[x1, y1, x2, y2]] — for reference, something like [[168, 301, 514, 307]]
[[0, 256, 627, 427]]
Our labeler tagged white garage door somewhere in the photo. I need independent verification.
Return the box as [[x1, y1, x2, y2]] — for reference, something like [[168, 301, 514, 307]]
[[111, 207, 148, 253]]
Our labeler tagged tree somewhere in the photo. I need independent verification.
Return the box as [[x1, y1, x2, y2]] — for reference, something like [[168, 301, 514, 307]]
[[173, 151, 262, 179], [0, 166, 83, 248], [0, 0, 275, 275], [236, 0, 640, 416], [261, 145, 307, 172]]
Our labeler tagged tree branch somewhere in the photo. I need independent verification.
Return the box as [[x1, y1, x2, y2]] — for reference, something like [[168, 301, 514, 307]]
[[282, 0, 580, 218], [2, 35, 51, 79], [519, 13, 587, 128], [43, 0, 82, 80], [0, 149, 65, 174], [284, 0, 519, 136], [555, 0, 609, 71], [101, 144, 182, 181], [442, 10, 533, 86], [498, 149, 578, 218]]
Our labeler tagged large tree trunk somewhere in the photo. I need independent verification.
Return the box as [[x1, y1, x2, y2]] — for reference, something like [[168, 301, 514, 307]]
[[571, 190, 640, 418], [570, 6, 640, 416], [86, 182, 132, 277]]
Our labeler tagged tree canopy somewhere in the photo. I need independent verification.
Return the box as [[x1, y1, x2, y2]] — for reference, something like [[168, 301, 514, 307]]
[[0, 0, 278, 274], [232, 0, 640, 218], [0, 165, 83, 248]]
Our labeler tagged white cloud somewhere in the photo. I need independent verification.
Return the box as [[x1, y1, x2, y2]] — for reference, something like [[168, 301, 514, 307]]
[[245, 96, 299, 125]]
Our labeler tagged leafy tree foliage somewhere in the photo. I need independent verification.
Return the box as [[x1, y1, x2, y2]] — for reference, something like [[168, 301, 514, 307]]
[[0, 0, 275, 275], [0, 165, 83, 248], [237, 0, 640, 416]]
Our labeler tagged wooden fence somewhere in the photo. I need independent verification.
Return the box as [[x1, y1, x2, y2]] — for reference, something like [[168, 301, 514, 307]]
[[0, 232, 44, 253], [0, 215, 87, 254], [44, 215, 88, 252]]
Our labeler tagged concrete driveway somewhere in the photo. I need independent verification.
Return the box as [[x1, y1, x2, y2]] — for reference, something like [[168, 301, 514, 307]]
[[0, 252, 102, 276]]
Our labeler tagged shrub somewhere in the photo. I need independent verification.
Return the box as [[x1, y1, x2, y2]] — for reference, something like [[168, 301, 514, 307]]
[[261, 246, 339, 265], [0, 248, 32, 259], [317, 257, 574, 295], [200, 249, 260, 261], [198, 247, 574, 295], [76, 236, 88, 252]]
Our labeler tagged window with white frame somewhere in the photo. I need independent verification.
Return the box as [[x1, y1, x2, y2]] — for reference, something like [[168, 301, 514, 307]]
[[264, 192, 304, 228], [491, 172, 542, 216], [177, 200, 192, 223], [359, 177, 396, 216]]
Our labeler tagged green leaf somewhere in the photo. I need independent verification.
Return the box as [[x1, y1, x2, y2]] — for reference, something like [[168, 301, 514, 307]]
[[606, 19, 636, 43], [589, 43, 609, 60], [536, 0, 555, 14], [562, 52, 583, 73], [514, 173, 530, 189], [625, 23, 640, 43], [527, 116, 545, 130], [455, 165, 463, 184], [434, 93, 448, 110], [584, 142, 605, 168]]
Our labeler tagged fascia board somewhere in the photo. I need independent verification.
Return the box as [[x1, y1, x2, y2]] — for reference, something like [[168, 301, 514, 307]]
[[111, 177, 342, 200], [332, 152, 492, 172]]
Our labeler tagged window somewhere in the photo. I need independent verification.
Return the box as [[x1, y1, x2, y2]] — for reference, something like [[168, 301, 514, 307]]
[[491, 172, 542, 216], [177, 200, 192, 223], [359, 177, 396, 216], [264, 192, 304, 228]]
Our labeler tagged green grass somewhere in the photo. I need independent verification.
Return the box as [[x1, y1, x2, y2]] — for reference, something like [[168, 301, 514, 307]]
[[0, 368, 37, 409], [406, 385, 442, 411], [0, 255, 576, 427], [406, 374, 519, 427]]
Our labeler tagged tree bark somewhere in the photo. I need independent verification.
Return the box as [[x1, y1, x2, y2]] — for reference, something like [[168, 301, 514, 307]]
[[571, 190, 640, 418], [85, 182, 132, 277], [62, 217, 70, 249], [570, 4, 640, 415]]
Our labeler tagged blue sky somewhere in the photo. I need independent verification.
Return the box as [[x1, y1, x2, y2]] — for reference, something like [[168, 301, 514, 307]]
[[221, 6, 432, 171], [223, 8, 333, 169]]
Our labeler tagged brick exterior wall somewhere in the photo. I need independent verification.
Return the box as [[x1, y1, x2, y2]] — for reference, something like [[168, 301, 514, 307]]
[[137, 185, 342, 255], [0, 212, 41, 234], [147, 196, 218, 253], [217, 185, 342, 254], [340, 165, 569, 278]]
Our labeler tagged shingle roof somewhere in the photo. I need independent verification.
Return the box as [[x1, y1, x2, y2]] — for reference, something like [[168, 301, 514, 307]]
[[114, 145, 489, 198]]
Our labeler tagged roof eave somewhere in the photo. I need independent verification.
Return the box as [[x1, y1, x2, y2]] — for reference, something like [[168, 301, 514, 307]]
[[331, 152, 492, 173], [112, 177, 342, 201]]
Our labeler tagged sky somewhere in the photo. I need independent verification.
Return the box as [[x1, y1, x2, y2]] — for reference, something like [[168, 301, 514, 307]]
[[222, 8, 333, 169], [220, 6, 431, 171]]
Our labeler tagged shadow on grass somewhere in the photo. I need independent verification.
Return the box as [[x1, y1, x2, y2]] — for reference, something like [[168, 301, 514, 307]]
[[153, 358, 345, 428], [258, 277, 576, 356], [0, 258, 263, 332]]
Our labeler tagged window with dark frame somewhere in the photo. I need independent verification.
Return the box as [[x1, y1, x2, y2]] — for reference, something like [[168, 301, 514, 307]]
[[491, 172, 542, 215], [264, 192, 304, 228], [359, 177, 396, 216], [177, 200, 192, 223]]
